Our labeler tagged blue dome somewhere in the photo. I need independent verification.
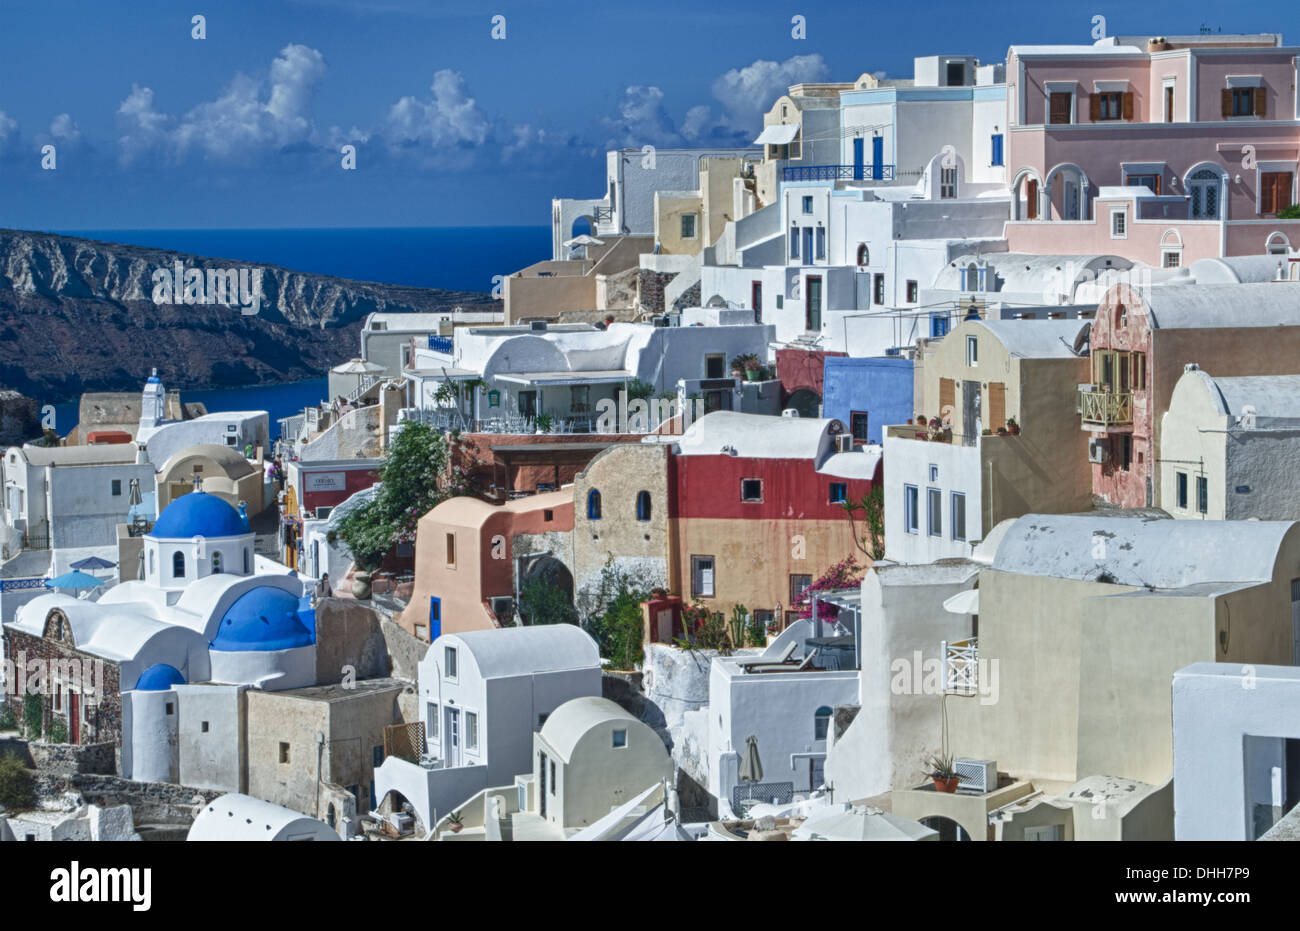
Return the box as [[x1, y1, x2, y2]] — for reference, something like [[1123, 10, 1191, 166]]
[[211, 587, 314, 652], [151, 490, 249, 539], [134, 663, 185, 691]]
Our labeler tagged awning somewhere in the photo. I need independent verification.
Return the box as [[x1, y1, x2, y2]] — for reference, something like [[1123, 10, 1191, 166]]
[[753, 124, 799, 146], [493, 370, 633, 387], [943, 588, 980, 615]]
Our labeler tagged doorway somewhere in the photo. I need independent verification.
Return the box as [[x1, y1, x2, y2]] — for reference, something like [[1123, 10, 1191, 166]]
[[852, 138, 864, 180], [539, 751, 549, 818], [806, 276, 822, 331], [871, 137, 884, 179], [962, 380, 982, 438], [69, 692, 80, 745], [445, 708, 460, 767]]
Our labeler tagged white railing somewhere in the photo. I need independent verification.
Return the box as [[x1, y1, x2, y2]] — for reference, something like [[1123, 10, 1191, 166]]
[[942, 638, 978, 695], [346, 374, 381, 404]]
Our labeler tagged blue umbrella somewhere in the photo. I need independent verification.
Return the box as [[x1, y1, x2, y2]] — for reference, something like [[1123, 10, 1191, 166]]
[[45, 570, 103, 590], [70, 556, 117, 571]]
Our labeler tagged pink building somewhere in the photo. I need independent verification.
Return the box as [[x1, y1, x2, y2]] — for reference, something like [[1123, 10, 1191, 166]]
[[1004, 33, 1300, 266]]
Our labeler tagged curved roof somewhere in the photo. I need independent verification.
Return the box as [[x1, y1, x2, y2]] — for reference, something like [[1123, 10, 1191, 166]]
[[817, 446, 882, 479], [1138, 283, 1300, 330], [187, 794, 339, 842], [932, 253, 1132, 294], [441, 624, 599, 680], [1188, 255, 1285, 284], [211, 586, 314, 652], [539, 696, 639, 763], [134, 663, 186, 691], [13, 443, 139, 466], [677, 411, 839, 460], [972, 319, 1088, 359], [1204, 373, 1300, 421], [150, 489, 249, 539], [158, 444, 257, 481], [992, 514, 1293, 587]]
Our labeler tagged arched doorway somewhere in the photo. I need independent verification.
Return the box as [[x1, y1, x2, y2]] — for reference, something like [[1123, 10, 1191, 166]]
[[919, 815, 972, 841], [786, 389, 822, 419], [519, 556, 575, 625]]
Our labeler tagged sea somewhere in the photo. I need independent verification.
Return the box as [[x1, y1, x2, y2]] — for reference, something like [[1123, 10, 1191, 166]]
[[48, 226, 552, 435]]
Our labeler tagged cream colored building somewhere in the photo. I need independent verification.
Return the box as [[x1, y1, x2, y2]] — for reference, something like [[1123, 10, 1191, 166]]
[[1159, 366, 1300, 521], [652, 158, 752, 255]]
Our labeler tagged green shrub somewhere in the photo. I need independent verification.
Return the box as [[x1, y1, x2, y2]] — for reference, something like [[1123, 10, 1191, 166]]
[[22, 695, 42, 739], [600, 590, 645, 670], [0, 752, 35, 811], [46, 717, 68, 745], [1278, 203, 1300, 220], [0, 704, 16, 731], [519, 576, 576, 627]]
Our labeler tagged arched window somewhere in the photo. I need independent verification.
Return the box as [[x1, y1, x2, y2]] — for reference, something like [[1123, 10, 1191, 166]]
[[1116, 303, 1128, 330], [587, 489, 602, 520], [1266, 232, 1291, 256], [856, 244, 869, 266], [636, 491, 651, 522], [211, 551, 223, 574], [244, 548, 250, 574], [814, 706, 833, 740], [172, 551, 186, 578], [1187, 167, 1223, 219]]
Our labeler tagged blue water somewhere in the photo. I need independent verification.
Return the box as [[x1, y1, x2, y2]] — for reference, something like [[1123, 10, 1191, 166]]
[[53, 226, 551, 292]]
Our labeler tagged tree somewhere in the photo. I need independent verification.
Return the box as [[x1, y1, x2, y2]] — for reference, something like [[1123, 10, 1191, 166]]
[[841, 486, 885, 561], [580, 560, 657, 666], [0, 752, 34, 811], [337, 422, 478, 572]]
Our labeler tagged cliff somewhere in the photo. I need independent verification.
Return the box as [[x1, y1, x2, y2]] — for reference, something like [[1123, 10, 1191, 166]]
[[0, 228, 500, 401]]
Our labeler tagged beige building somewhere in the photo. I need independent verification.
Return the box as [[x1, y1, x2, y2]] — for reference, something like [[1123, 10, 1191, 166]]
[[1159, 366, 1300, 521], [155, 444, 268, 516], [895, 513, 1300, 841], [503, 237, 650, 324], [752, 81, 858, 206], [652, 158, 751, 255]]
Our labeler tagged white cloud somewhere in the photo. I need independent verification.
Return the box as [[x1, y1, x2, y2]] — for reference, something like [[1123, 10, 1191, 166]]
[[384, 69, 489, 148], [0, 111, 18, 155], [601, 85, 684, 148], [48, 113, 82, 145], [116, 85, 172, 164], [709, 54, 829, 134]]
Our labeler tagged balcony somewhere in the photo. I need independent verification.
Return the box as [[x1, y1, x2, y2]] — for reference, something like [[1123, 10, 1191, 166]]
[[782, 164, 895, 183], [942, 637, 978, 695], [1078, 387, 1133, 428]]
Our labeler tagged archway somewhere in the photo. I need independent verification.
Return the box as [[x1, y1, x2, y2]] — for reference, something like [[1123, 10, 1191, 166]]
[[786, 388, 822, 419], [1182, 163, 1227, 220], [1010, 168, 1043, 221], [919, 814, 972, 841], [571, 216, 594, 238], [1044, 162, 1090, 221], [519, 555, 575, 625]]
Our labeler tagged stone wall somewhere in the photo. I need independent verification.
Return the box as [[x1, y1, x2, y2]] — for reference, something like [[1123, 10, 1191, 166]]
[[314, 598, 391, 685], [27, 740, 116, 774], [672, 281, 702, 313], [637, 270, 677, 317], [30, 772, 219, 825], [3, 631, 123, 746]]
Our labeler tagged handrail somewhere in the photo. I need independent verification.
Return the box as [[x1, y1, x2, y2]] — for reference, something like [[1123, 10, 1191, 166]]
[[943, 637, 979, 695], [1078, 388, 1133, 425], [782, 164, 896, 182]]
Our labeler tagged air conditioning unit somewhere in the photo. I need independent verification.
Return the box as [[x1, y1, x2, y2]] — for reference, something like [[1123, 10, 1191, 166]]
[[490, 596, 516, 621], [954, 758, 997, 793], [836, 433, 854, 453], [1087, 437, 1110, 464], [529, 320, 549, 332], [781, 408, 800, 418], [653, 315, 670, 328]]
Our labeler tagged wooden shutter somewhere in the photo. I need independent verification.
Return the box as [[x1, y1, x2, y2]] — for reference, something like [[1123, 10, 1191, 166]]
[[988, 382, 1007, 432], [1122, 92, 1134, 121], [1221, 89, 1233, 117], [1254, 87, 1267, 117], [939, 378, 955, 425], [1262, 173, 1282, 215], [1027, 179, 1038, 219], [1088, 94, 1101, 122]]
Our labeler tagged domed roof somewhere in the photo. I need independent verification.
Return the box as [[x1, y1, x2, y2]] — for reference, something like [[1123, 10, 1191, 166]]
[[134, 663, 186, 691], [151, 490, 249, 539], [211, 586, 314, 652]]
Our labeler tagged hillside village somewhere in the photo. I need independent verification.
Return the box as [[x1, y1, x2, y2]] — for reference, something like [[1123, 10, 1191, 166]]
[[4, 29, 1300, 845]]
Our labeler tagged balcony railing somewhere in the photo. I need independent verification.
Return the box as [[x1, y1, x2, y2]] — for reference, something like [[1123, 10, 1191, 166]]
[[1078, 387, 1133, 427], [593, 205, 614, 223], [427, 335, 454, 354], [782, 164, 895, 183], [942, 638, 978, 695]]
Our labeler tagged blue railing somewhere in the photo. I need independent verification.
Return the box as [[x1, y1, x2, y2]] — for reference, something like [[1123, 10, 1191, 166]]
[[427, 335, 454, 354], [0, 577, 48, 592], [782, 164, 895, 182]]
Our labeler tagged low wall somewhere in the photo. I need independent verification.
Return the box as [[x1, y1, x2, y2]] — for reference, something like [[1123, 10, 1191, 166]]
[[31, 773, 220, 825]]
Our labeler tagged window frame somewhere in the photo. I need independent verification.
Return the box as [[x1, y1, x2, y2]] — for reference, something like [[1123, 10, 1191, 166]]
[[680, 213, 698, 239], [1176, 471, 1188, 509], [966, 335, 979, 367], [926, 487, 943, 538], [951, 491, 967, 542], [691, 555, 716, 598], [829, 482, 847, 504], [903, 484, 919, 534], [636, 490, 652, 522], [444, 646, 458, 681], [1196, 475, 1208, 514], [1110, 208, 1128, 239], [465, 711, 479, 752], [740, 478, 764, 502], [789, 573, 813, 607]]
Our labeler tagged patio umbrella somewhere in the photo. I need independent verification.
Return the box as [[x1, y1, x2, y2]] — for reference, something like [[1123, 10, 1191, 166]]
[[791, 805, 938, 842], [737, 735, 764, 810], [332, 358, 385, 396], [44, 570, 103, 590], [70, 556, 117, 571], [562, 234, 605, 248]]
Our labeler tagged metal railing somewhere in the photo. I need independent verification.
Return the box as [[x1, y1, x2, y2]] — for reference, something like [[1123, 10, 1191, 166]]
[[427, 335, 454, 354], [1078, 388, 1133, 426], [593, 205, 614, 223], [782, 164, 895, 182], [345, 374, 381, 404], [943, 638, 978, 695]]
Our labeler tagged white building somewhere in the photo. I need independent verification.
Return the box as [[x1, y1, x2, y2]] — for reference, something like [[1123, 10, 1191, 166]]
[[373, 624, 602, 832], [187, 793, 339, 841], [1159, 366, 1300, 521], [137, 370, 268, 468]]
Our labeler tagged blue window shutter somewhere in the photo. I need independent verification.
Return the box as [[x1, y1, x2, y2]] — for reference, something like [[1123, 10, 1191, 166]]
[[991, 134, 1004, 167], [430, 596, 442, 641]]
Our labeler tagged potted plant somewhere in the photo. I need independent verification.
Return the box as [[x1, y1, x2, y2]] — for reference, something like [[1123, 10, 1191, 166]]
[[535, 413, 553, 433], [729, 353, 755, 377], [926, 752, 960, 792], [447, 810, 464, 834], [1006, 416, 1020, 435], [996, 426, 1008, 435], [743, 358, 762, 382]]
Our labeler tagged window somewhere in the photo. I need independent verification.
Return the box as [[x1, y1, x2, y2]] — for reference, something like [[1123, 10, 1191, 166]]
[[466, 712, 479, 751], [873, 274, 885, 305], [802, 195, 814, 214], [692, 556, 715, 598], [1132, 352, 1146, 390], [680, 214, 697, 239], [444, 646, 458, 680], [111, 479, 122, 496], [1164, 84, 1175, 122], [1196, 476, 1208, 514], [1110, 209, 1127, 238], [1117, 434, 1132, 471], [211, 551, 223, 574], [906, 280, 918, 303], [903, 484, 919, 533], [201, 720, 209, 733], [1126, 173, 1161, 195], [543, 509, 553, 522], [1230, 87, 1256, 117], [172, 551, 185, 578], [856, 244, 869, 266], [829, 483, 847, 504], [940, 167, 958, 199], [815, 226, 826, 260], [446, 533, 455, 565], [966, 335, 978, 366], [741, 479, 763, 502], [927, 487, 942, 537], [814, 706, 833, 740], [705, 354, 725, 379], [790, 226, 799, 260], [587, 489, 602, 520], [790, 574, 813, 606], [428, 704, 439, 741], [1095, 92, 1123, 121], [1176, 472, 1188, 509], [951, 492, 967, 541], [850, 411, 869, 441], [1261, 172, 1294, 216], [166, 703, 174, 716], [931, 314, 950, 338], [1049, 92, 1072, 124], [1188, 167, 1222, 219], [991, 133, 1004, 166], [636, 491, 651, 521], [1162, 251, 1182, 268], [612, 729, 628, 748], [570, 385, 590, 413], [279, 742, 290, 764], [243, 549, 250, 574], [550, 761, 557, 794]]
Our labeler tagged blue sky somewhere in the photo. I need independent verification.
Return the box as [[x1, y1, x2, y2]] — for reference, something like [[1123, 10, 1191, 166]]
[[0, 0, 1294, 228]]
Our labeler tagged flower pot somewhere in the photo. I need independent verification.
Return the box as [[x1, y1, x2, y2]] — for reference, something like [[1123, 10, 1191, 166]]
[[351, 572, 372, 599], [449, 822, 463, 834], [932, 775, 960, 793], [745, 370, 760, 382], [1008, 424, 1020, 435]]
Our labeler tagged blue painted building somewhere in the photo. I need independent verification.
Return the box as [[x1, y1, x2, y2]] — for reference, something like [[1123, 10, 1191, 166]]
[[821, 356, 914, 446]]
